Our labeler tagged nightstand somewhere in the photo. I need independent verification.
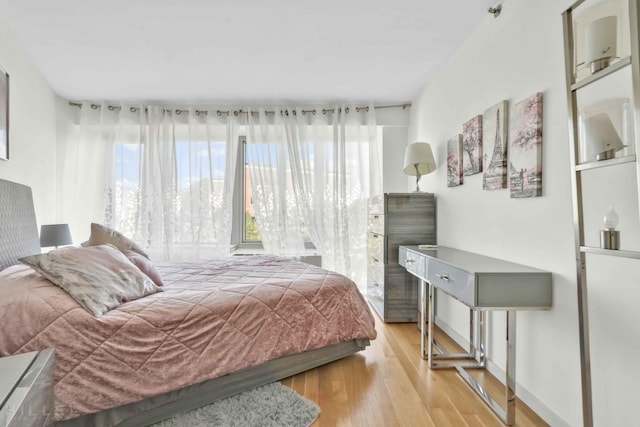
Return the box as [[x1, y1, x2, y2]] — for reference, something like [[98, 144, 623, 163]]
[[0, 349, 55, 426]]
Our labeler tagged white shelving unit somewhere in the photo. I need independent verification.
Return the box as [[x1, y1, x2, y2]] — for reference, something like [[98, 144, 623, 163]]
[[562, 1, 640, 426]]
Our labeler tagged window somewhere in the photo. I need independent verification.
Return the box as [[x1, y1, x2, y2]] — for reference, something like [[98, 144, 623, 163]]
[[243, 144, 261, 242], [236, 137, 314, 249]]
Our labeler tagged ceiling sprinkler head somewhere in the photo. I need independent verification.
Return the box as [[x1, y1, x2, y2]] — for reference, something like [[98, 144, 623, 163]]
[[488, 4, 502, 18]]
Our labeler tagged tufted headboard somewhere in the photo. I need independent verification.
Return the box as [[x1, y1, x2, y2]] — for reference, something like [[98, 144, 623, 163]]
[[0, 179, 40, 270]]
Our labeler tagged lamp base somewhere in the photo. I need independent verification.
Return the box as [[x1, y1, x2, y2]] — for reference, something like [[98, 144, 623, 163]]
[[595, 146, 626, 161], [600, 229, 620, 250], [590, 57, 612, 74]]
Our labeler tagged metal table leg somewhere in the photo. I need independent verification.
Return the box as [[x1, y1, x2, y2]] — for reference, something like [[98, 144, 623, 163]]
[[454, 310, 517, 425]]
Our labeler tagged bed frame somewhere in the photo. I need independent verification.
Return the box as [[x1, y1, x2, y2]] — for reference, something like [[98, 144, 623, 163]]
[[0, 178, 369, 426]]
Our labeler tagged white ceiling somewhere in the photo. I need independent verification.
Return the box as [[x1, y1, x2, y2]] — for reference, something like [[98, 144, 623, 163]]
[[0, 0, 497, 105]]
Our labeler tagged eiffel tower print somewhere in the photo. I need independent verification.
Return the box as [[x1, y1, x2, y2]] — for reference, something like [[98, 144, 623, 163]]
[[483, 102, 508, 190]]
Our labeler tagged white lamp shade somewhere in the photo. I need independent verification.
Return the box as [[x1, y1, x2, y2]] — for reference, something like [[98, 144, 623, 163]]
[[584, 113, 624, 159], [403, 142, 437, 176], [40, 224, 73, 248], [585, 16, 617, 63]]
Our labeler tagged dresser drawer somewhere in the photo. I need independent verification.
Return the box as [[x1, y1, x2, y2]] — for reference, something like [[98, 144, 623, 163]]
[[428, 259, 476, 307], [368, 195, 384, 215], [367, 232, 385, 264], [368, 214, 385, 235], [367, 255, 384, 285]]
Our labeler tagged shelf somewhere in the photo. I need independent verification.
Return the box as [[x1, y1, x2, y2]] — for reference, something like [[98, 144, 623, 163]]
[[580, 246, 640, 259], [571, 56, 632, 91], [575, 155, 637, 172]]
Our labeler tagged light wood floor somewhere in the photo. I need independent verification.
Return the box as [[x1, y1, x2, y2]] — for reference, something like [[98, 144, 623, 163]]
[[282, 316, 548, 427]]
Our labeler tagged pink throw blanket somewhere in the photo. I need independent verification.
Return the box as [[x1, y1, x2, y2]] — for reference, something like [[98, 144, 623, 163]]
[[0, 256, 376, 421]]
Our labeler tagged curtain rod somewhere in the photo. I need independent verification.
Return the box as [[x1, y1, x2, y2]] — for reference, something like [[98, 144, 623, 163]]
[[67, 102, 411, 116]]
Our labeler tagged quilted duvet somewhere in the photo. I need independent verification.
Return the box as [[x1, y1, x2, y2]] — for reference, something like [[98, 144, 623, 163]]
[[0, 255, 376, 421]]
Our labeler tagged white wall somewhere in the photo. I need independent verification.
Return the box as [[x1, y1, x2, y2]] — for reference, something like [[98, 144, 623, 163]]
[[379, 106, 412, 194], [0, 19, 59, 226], [408, 0, 640, 425]]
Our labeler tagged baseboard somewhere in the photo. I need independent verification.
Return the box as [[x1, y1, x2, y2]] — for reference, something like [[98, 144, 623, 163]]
[[434, 316, 570, 427]]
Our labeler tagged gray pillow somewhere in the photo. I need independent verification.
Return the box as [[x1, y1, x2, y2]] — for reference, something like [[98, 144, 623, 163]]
[[19, 244, 161, 317]]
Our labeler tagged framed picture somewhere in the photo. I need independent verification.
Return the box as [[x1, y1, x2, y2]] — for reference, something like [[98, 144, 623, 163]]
[[447, 134, 463, 187], [0, 65, 8, 161], [462, 115, 482, 176], [510, 93, 543, 198], [483, 100, 509, 190]]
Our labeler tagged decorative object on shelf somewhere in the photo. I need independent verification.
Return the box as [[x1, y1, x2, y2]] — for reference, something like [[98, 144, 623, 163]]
[[40, 223, 73, 249], [585, 113, 626, 161], [600, 204, 620, 249], [462, 115, 483, 176], [403, 142, 437, 192], [482, 100, 509, 190], [585, 16, 617, 74], [510, 92, 543, 198], [578, 98, 633, 163], [0, 64, 8, 161], [447, 134, 463, 187]]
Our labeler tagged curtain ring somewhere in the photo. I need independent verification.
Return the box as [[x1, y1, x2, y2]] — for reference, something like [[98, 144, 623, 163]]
[[217, 110, 222, 117], [175, 109, 182, 115], [345, 107, 350, 113], [313, 109, 316, 115], [195, 110, 200, 116], [91, 104, 99, 110], [322, 109, 327, 115], [292, 110, 296, 116], [108, 105, 115, 111], [234, 110, 239, 117], [130, 107, 138, 113]]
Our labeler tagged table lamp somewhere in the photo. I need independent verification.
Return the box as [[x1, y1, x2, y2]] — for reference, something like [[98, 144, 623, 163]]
[[403, 142, 437, 192], [40, 224, 73, 249]]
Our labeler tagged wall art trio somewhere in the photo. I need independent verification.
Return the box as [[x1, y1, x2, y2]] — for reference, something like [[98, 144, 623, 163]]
[[447, 92, 543, 198]]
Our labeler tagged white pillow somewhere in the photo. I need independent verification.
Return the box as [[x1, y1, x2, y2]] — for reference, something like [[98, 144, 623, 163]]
[[19, 244, 161, 317]]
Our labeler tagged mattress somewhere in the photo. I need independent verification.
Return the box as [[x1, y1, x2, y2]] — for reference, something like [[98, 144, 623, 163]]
[[0, 255, 376, 422]]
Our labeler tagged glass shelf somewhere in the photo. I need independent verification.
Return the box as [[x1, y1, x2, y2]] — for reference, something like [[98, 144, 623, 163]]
[[575, 154, 637, 171], [571, 56, 632, 91], [580, 245, 640, 259]]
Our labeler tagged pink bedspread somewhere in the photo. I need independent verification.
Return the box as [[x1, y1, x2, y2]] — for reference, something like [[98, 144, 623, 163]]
[[0, 256, 376, 421]]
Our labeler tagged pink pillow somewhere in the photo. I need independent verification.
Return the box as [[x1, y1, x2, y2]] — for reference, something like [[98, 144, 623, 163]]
[[124, 250, 164, 287], [87, 223, 149, 259]]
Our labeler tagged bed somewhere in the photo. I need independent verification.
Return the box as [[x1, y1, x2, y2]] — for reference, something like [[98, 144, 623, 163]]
[[0, 178, 376, 426]]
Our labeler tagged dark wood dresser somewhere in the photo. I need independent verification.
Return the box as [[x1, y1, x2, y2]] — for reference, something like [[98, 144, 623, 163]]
[[367, 193, 436, 322]]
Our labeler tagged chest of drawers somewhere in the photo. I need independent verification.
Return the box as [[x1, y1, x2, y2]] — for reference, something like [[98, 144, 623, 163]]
[[366, 193, 436, 322]]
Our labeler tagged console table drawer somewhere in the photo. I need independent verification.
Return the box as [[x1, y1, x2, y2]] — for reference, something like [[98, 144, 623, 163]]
[[405, 251, 427, 280], [428, 260, 475, 307]]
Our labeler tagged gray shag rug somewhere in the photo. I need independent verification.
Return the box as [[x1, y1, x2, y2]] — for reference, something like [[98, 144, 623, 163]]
[[151, 382, 320, 427]]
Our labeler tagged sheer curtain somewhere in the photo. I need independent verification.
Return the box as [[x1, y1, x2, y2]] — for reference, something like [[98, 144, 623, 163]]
[[61, 103, 239, 260], [246, 105, 380, 285]]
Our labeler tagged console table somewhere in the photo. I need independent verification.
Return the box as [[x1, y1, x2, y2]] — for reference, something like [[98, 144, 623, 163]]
[[399, 245, 552, 425]]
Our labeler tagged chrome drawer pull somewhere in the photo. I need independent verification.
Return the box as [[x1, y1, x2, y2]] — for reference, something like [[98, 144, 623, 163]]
[[405, 259, 415, 264], [436, 273, 450, 281]]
